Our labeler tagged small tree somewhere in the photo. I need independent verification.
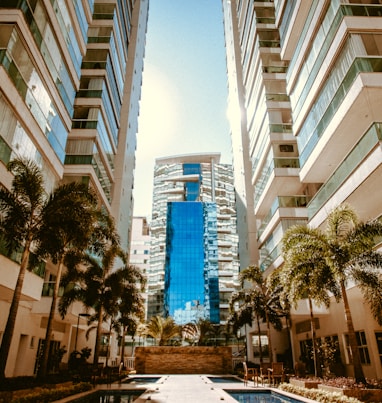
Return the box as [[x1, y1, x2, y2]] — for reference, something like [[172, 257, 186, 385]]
[[281, 203, 382, 383], [142, 316, 180, 346], [228, 265, 284, 364], [0, 158, 95, 379], [59, 213, 144, 367], [37, 182, 97, 378], [280, 228, 341, 377]]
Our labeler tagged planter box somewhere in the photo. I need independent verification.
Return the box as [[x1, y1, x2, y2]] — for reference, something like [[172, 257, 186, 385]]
[[289, 378, 320, 389], [318, 384, 382, 402]]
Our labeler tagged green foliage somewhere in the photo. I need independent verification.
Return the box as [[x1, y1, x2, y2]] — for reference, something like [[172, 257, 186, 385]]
[[278, 383, 362, 403], [58, 215, 146, 365], [280, 203, 382, 382], [9, 382, 92, 403], [142, 316, 180, 345]]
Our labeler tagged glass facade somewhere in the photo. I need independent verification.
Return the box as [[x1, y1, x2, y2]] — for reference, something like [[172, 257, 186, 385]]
[[148, 154, 240, 325], [164, 202, 220, 324]]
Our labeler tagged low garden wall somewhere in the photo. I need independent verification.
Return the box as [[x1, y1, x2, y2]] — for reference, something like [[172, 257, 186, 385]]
[[135, 346, 233, 374]]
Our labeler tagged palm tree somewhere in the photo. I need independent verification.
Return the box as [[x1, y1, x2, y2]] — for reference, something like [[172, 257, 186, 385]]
[[279, 229, 341, 377], [0, 158, 43, 380], [0, 158, 95, 379], [229, 265, 284, 364], [37, 182, 98, 378], [112, 266, 146, 366], [281, 203, 382, 383], [58, 211, 145, 366], [59, 236, 145, 367], [142, 316, 180, 346]]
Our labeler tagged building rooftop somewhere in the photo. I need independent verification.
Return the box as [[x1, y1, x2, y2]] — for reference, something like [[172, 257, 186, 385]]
[[155, 152, 221, 165]]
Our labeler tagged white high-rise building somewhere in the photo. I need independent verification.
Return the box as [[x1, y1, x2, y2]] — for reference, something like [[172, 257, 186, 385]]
[[0, 0, 148, 377], [223, 0, 382, 378]]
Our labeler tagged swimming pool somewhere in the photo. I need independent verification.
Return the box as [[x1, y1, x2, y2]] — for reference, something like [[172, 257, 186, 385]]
[[122, 376, 161, 384], [226, 389, 306, 403], [207, 376, 242, 383], [69, 389, 145, 402]]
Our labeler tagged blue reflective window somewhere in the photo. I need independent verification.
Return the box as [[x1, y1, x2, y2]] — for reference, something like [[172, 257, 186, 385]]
[[183, 163, 200, 201], [164, 202, 220, 324]]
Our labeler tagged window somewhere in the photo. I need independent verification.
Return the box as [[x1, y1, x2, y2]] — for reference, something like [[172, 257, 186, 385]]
[[344, 331, 370, 364], [357, 331, 370, 364], [252, 334, 269, 358], [279, 144, 294, 152], [375, 332, 382, 365]]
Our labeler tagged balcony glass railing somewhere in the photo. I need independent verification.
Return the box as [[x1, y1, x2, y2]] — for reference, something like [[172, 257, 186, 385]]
[[76, 89, 103, 98], [81, 61, 107, 69], [307, 123, 382, 219], [259, 40, 280, 48], [0, 135, 12, 166], [269, 123, 293, 133], [72, 119, 98, 129], [257, 196, 309, 238], [0, 236, 45, 278], [290, 2, 382, 124], [262, 65, 288, 73], [266, 93, 290, 102], [87, 36, 111, 44], [299, 57, 382, 167], [93, 13, 114, 20], [256, 17, 276, 24], [41, 282, 64, 297], [254, 157, 300, 205]]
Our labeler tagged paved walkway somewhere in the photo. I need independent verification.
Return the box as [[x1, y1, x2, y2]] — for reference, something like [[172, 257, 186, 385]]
[[131, 375, 247, 402], [59, 374, 316, 402]]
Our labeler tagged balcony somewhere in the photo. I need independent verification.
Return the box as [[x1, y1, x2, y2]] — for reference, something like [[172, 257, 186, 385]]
[[0, 255, 44, 302], [291, 299, 330, 318], [257, 196, 309, 240], [253, 158, 301, 216], [300, 64, 382, 184]]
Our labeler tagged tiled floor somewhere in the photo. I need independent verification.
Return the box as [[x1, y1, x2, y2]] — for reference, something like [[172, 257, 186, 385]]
[[58, 374, 315, 403], [131, 374, 245, 402]]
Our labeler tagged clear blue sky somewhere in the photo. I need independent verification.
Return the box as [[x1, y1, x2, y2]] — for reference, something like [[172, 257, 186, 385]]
[[133, 0, 232, 217]]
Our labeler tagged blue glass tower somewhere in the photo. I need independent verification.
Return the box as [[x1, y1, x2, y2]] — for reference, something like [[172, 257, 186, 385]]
[[164, 202, 220, 323], [148, 153, 240, 325]]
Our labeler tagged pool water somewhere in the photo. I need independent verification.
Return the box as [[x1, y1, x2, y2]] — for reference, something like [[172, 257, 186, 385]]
[[122, 376, 160, 384], [70, 389, 145, 402], [208, 376, 242, 383], [226, 390, 305, 403]]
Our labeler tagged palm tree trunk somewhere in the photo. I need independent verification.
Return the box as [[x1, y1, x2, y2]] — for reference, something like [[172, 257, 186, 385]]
[[93, 307, 104, 366], [340, 280, 365, 383], [38, 260, 64, 378], [256, 314, 263, 364], [120, 326, 126, 368], [308, 298, 321, 377], [0, 244, 30, 379], [265, 312, 273, 364]]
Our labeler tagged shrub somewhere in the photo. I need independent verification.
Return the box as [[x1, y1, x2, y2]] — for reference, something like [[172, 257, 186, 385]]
[[278, 383, 362, 403], [0, 374, 73, 391], [10, 382, 92, 403]]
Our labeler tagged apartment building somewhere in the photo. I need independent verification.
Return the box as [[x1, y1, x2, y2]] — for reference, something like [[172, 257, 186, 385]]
[[147, 153, 240, 325], [223, 0, 382, 378], [0, 0, 148, 377]]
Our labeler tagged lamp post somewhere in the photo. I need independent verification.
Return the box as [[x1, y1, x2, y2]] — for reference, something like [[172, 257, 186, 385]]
[[74, 313, 90, 352]]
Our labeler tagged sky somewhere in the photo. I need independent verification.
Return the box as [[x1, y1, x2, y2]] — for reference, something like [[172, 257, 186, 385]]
[[133, 0, 232, 218]]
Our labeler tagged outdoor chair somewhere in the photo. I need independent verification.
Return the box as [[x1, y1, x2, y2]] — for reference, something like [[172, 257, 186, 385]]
[[255, 363, 270, 386], [267, 362, 285, 385], [242, 362, 256, 386]]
